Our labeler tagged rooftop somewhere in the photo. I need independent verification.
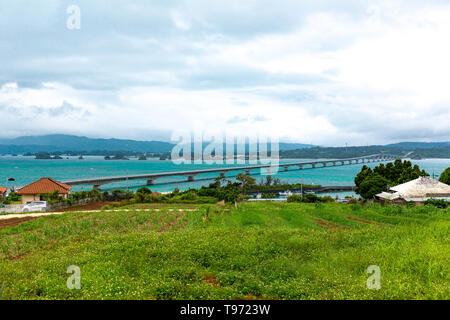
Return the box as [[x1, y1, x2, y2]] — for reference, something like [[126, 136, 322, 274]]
[[390, 176, 450, 198], [17, 178, 72, 195], [377, 176, 450, 201]]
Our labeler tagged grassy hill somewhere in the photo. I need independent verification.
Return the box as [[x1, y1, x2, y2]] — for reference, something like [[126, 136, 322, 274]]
[[0, 202, 448, 299]]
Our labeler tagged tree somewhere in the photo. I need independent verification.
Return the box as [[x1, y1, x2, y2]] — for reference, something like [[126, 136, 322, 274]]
[[439, 167, 450, 185], [135, 187, 152, 202], [236, 173, 256, 192], [354, 159, 429, 199], [88, 189, 100, 200], [354, 165, 372, 187], [358, 174, 390, 199], [264, 175, 273, 186]]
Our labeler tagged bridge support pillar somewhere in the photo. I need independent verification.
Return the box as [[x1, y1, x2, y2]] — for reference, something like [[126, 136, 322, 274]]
[[220, 172, 225, 178], [311, 164, 316, 168], [299, 165, 303, 170], [147, 179, 154, 186], [284, 166, 289, 171], [188, 176, 195, 182], [93, 185, 102, 191], [246, 170, 251, 175], [341, 161, 344, 165], [323, 162, 327, 167]]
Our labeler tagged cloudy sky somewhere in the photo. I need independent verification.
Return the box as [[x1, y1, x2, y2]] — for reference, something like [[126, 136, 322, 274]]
[[1, 0, 450, 146]]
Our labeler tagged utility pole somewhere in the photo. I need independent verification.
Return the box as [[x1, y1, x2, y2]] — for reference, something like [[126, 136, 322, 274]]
[[301, 175, 303, 201], [6, 177, 15, 193]]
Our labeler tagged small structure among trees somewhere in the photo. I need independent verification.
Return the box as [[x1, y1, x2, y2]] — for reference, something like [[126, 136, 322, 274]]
[[376, 176, 450, 204], [354, 159, 429, 199], [0, 186, 6, 199], [17, 177, 72, 204]]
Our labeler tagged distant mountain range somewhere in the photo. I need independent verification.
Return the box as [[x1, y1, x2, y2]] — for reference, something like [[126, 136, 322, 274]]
[[0, 135, 175, 153], [0, 134, 315, 154], [0, 135, 448, 159], [280, 143, 450, 159], [386, 141, 450, 149]]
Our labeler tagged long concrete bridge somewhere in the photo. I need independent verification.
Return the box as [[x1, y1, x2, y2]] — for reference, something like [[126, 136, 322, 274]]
[[62, 154, 397, 190]]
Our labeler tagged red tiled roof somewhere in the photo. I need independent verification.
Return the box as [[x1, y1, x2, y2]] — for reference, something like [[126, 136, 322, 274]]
[[0, 186, 6, 195], [17, 178, 72, 195]]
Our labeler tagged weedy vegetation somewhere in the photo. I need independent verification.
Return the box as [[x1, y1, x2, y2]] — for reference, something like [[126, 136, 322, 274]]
[[0, 202, 448, 299]]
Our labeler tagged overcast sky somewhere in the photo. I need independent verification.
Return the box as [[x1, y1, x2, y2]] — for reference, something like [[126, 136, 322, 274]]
[[1, 0, 450, 146]]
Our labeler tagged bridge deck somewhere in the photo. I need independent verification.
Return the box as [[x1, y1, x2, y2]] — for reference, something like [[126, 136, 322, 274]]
[[62, 154, 397, 188]]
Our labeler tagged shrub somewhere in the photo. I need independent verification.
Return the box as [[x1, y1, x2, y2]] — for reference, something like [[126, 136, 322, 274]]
[[286, 194, 335, 203], [287, 195, 302, 203], [439, 167, 450, 185], [6, 192, 21, 202], [424, 198, 448, 209], [321, 196, 335, 203], [135, 187, 152, 202], [180, 192, 197, 201], [357, 173, 390, 199], [302, 194, 321, 203]]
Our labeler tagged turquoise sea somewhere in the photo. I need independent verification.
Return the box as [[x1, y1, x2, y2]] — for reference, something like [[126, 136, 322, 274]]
[[0, 156, 448, 197]]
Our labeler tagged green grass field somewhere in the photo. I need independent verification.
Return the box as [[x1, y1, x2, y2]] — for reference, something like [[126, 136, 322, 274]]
[[0, 202, 448, 300]]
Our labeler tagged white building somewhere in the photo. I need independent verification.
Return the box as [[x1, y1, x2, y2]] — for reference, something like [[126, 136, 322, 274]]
[[376, 176, 450, 203]]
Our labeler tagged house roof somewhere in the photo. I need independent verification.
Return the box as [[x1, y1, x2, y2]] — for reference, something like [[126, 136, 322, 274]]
[[0, 186, 6, 195], [376, 191, 401, 201], [390, 176, 450, 199], [17, 178, 72, 195]]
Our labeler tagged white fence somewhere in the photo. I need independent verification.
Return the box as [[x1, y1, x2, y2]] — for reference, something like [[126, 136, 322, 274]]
[[0, 204, 25, 214], [0, 198, 97, 214]]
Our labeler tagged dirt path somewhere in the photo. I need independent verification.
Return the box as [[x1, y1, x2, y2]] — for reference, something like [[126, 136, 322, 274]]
[[0, 212, 65, 221], [315, 219, 346, 229], [0, 217, 40, 230]]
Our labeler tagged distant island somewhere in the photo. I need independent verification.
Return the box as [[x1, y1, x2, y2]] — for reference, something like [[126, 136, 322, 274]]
[[35, 153, 63, 160], [105, 153, 129, 160]]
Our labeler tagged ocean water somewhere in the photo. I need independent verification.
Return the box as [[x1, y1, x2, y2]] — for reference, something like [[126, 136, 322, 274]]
[[0, 156, 448, 195]]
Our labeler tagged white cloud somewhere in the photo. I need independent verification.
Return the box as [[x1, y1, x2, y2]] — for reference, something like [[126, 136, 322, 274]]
[[0, 1, 449, 145], [171, 11, 192, 31]]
